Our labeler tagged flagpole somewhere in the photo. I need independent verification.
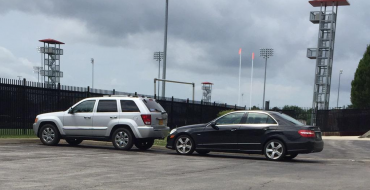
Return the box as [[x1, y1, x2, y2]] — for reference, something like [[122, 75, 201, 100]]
[[250, 53, 254, 109], [238, 49, 242, 106]]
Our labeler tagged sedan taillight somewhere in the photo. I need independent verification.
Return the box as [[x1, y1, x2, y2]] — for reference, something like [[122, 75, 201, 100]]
[[298, 130, 316, 138], [141, 114, 151, 125]]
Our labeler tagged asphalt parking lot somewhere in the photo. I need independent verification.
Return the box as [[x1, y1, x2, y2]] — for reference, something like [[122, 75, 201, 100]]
[[0, 139, 369, 190]]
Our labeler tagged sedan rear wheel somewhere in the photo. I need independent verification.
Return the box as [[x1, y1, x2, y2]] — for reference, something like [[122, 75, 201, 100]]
[[175, 135, 195, 155], [264, 139, 286, 161]]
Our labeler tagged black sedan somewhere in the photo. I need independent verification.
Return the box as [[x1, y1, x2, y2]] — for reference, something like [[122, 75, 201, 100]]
[[166, 111, 323, 161]]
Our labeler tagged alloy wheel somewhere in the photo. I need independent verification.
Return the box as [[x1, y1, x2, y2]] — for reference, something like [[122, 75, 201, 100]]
[[115, 131, 129, 148], [265, 141, 284, 160], [176, 136, 193, 154], [42, 127, 55, 143]]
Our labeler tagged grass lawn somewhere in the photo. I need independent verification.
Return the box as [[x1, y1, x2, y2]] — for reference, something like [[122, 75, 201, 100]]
[[154, 138, 167, 147]]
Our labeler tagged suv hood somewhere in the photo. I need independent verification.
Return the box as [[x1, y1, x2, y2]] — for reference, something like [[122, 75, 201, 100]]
[[38, 111, 65, 117]]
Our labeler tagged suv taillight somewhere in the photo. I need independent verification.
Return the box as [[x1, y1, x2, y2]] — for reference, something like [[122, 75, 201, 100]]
[[298, 130, 315, 138], [141, 115, 151, 125]]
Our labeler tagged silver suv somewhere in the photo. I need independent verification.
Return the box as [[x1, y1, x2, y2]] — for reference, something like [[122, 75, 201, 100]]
[[33, 96, 169, 150]]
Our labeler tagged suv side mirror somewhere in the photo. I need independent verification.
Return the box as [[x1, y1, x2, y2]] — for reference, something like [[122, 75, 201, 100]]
[[210, 121, 219, 130]]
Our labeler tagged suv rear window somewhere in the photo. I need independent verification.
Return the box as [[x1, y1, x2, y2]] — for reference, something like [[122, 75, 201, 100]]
[[120, 100, 140, 112], [142, 99, 165, 112]]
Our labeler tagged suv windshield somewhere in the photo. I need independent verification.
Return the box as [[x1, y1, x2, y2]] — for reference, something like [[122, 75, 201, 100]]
[[142, 99, 165, 112], [274, 113, 304, 126]]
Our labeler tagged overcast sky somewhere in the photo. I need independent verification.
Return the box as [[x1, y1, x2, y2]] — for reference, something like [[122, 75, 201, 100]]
[[0, 0, 368, 108]]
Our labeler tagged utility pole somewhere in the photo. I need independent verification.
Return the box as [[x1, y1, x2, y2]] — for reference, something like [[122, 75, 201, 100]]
[[162, 0, 169, 98], [91, 58, 94, 89]]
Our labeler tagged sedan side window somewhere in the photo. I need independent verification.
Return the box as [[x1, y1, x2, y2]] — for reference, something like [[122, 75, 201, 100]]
[[97, 100, 118, 112], [72, 100, 95, 113], [216, 112, 245, 125], [246, 113, 277, 124]]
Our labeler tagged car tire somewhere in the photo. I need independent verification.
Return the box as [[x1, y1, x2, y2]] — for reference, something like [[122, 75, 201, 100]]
[[196, 150, 210, 155], [135, 139, 154, 150], [175, 135, 195, 155], [65, 138, 83, 146], [39, 124, 60, 146], [264, 139, 286, 161], [284, 153, 298, 160], [112, 128, 134, 150]]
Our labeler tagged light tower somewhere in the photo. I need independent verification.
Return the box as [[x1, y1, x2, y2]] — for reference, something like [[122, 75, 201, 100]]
[[39, 39, 64, 88], [201, 82, 213, 103], [307, 0, 350, 125]]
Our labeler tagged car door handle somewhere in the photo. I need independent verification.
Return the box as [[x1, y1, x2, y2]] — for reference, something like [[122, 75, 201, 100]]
[[84, 116, 91, 119], [231, 128, 237, 131], [110, 116, 118, 119]]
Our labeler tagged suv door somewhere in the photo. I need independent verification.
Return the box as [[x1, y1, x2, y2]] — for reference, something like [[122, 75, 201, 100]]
[[198, 112, 246, 150], [63, 100, 96, 136], [238, 112, 278, 151], [92, 100, 119, 137]]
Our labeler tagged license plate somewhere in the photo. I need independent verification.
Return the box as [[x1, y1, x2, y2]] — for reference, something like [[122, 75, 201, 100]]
[[159, 119, 163, 125]]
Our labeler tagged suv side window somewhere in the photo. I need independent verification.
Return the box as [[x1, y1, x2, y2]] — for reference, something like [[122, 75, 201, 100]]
[[246, 113, 277, 124], [97, 100, 118, 112], [216, 112, 245, 125], [73, 100, 96, 113], [121, 100, 140, 112]]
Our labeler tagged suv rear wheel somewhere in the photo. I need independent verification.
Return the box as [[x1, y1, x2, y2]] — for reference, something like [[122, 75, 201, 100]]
[[39, 124, 60, 146], [112, 128, 134, 150], [65, 138, 83, 146], [135, 139, 154, 150]]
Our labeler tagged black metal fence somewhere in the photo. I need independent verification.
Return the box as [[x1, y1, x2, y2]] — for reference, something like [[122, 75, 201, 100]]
[[1, 78, 370, 136], [0, 78, 244, 135]]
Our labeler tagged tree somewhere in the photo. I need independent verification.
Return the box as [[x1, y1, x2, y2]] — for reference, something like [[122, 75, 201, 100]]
[[351, 45, 370, 108]]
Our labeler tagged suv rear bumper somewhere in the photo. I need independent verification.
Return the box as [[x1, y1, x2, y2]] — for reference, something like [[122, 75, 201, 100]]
[[137, 126, 169, 139]]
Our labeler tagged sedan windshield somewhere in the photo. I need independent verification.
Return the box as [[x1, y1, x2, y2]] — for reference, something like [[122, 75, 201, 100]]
[[274, 113, 304, 126]]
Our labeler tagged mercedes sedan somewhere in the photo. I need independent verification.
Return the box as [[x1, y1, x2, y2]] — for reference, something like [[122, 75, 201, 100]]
[[166, 111, 323, 161]]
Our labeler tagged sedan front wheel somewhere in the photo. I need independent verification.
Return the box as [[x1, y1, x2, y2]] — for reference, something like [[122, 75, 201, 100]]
[[175, 135, 195, 155]]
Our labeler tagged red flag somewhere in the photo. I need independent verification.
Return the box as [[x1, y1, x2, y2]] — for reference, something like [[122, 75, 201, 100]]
[[252, 52, 255, 60], [239, 48, 242, 55]]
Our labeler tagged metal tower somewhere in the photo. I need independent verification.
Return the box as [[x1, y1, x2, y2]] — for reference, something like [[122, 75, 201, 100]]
[[39, 39, 64, 87], [307, 0, 349, 125], [201, 82, 213, 103]]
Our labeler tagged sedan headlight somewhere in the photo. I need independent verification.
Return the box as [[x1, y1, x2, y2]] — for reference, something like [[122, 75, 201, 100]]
[[170, 129, 177, 134]]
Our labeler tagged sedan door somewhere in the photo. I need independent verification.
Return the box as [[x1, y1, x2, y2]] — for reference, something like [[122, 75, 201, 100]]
[[198, 112, 246, 150], [91, 100, 119, 137], [238, 112, 278, 152], [63, 100, 96, 136]]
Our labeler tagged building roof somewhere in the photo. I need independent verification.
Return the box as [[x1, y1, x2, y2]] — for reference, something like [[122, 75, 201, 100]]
[[39, 39, 65, 44], [309, 0, 350, 7], [202, 82, 213, 85]]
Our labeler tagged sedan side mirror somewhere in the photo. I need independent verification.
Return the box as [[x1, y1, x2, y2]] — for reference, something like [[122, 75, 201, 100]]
[[68, 108, 74, 114], [210, 121, 219, 130]]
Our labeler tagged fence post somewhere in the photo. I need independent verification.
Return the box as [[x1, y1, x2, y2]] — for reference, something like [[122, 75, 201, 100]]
[[200, 100, 203, 123], [113, 89, 115, 95], [87, 86, 90, 97], [185, 98, 189, 125], [171, 96, 174, 128], [57, 83, 61, 110], [22, 78, 26, 135], [235, 104, 237, 110]]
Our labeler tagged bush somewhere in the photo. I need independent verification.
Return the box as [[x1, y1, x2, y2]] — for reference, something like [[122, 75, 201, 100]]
[[217, 109, 234, 117]]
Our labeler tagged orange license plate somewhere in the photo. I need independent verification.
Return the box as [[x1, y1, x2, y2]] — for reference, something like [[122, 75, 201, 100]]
[[159, 120, 163, 125]]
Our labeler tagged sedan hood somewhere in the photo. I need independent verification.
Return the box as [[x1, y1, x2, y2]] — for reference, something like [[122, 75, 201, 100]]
[[178, 123, 207, 130]]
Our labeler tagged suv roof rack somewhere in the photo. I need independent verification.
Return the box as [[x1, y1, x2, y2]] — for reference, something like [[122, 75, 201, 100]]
[[102, 95, 129, 97]]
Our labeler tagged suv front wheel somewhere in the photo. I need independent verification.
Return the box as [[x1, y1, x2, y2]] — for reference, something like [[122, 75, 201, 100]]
[[39, 124, 60, 146], [112, 128, 134, 150]]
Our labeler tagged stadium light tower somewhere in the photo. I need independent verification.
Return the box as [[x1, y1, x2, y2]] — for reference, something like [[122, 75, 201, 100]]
[[307, 0, 350, 125], [260, 48, 274, 110], [33, 66, 43, 82], [154, 52, 164, 98]]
